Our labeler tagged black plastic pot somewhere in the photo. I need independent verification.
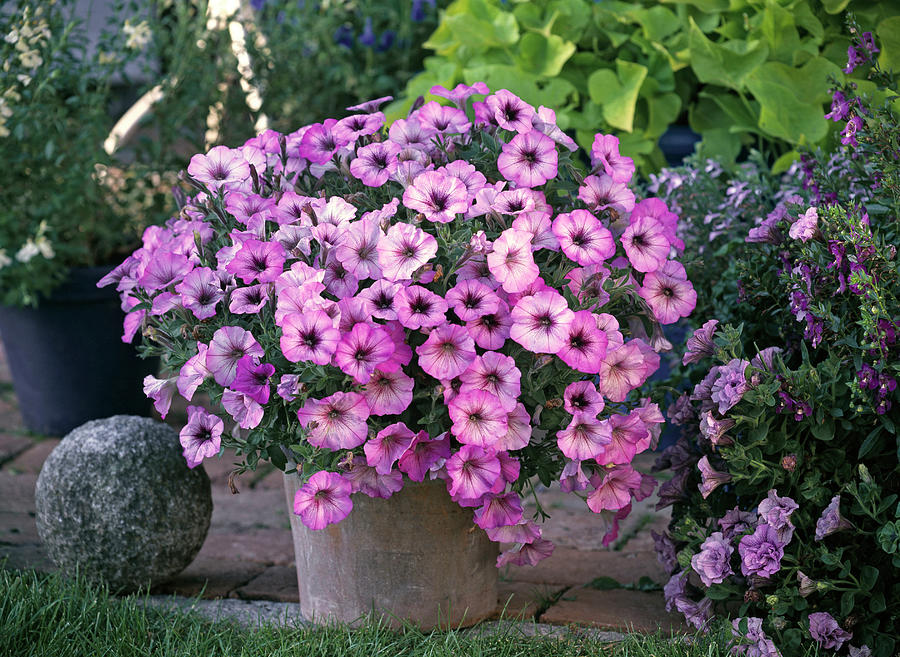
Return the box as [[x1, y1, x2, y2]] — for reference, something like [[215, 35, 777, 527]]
[[659, 125, 701, 167], [0, 266, 156, 436]]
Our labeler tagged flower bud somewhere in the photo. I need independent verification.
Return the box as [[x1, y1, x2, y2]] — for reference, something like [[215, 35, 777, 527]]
[[781, 454, 798, 472], [765, 595, 779, 607], [744, 589, 763, 603]]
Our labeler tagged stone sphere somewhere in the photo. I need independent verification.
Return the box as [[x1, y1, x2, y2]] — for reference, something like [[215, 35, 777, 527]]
[[35, 415, 212, 592]]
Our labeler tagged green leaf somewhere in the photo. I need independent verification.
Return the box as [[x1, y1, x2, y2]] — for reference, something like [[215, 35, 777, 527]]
[[771, 150, 800, 174], [869, 592, 886, 613], [876, 522, 900, 554], [840, 591, 855, 618], [517, 33, 576, 78], [705, 584, 733, 600], [688, 18, 769, 91], [744, 57, 842, 145], [810, 418, 834, 441], [859, 565, 879, 591], [587, 59, 648, 132], [821, 0, 850, 14], [877, 17, 900, 73], [644, 92, 681, 138], [758, 0, 800, 64], [586, 576, 622, 591], [439, 0, 520, 52], [635, 6, 680, 43]]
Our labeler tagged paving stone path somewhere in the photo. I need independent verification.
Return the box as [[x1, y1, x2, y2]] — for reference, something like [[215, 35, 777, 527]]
[[0, 339, 685, 634]]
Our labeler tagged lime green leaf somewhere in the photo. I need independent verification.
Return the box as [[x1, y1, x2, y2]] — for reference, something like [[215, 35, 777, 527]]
[[587, 60, 648, 132], [440, 0, 520, 52], [689, 18, 769, 90], [635, 6, 680, 43], [667, 0, 730, 12], [517, 33, 576, 78], [793, 1, 824, 44], [644, 93, 681, 137], [759, 1, 800, 64], [697, 129, 742, 163], [744, 57, 841, 145], [877, 17, 900, 73], [820, 0, 850, 14], [699, 90, 758, 133], [547, 0, 593, 42], [771, 150, 800, 174]]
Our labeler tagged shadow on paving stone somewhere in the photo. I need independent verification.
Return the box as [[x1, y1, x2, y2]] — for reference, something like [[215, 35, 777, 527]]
[[141, 595, 307, 629]]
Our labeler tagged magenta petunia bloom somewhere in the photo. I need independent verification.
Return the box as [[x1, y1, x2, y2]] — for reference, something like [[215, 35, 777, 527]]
[[789, 206, 819, 242], [466, 300, 512, 350], [683, 319, 719, 365], [496, 538, 555, 568], [388, 117, 436, 152], [178, 342, 210, 401], [586, 465, 642, 513], [621, 215, 670, 273], [533, 105, 578, 151], [808, 612, 852, 651], [230, 355, 275, 405], [589, 133, 635, 184], [552, 210, 616, 266], [563, 380, 604, 417], [398, 431, 451, 482], [710, 358, 750, 414], [297, 391, 370, 450], [277, 374, 302, 402], [698, 455, 732, 499], [362, 368, 414, 416], [143, 375, 177, 419], [446, 445, 501, 500], [596, 341, 651, 403], [485, 89, 535, 133], [226, 240, 287, 284], [187, 145, 251, 192], [578, 174, 635, 215], [334, 217, 382, 280], [556, 415, 610, 461], [690, 532, 734, 587], [344, 455, 404, 499], [559, 460, 591, 493], [333, 322, 395, 384], [497, 130, 558, 189], [365, 422, 415, 474], [179, 405, 224, 469], [449, 390, 509, 448], [402, 170, 469, 223], [228, 283, 269, 315], [510, 290, 574, 354], [138, 251, 191, 291], [415, 323, 476, 380], [486, 521, 541, 544], [595, 412, 649, 466], [486, 228, 540, 294], [512, 210, 559, 252], [558, 310, 609, 374], [280, 310, 340, 365], [495, 403, 531, 451], [815, 494, 854, 540], [297, 119, 348, 164], [377, 221, 438, 281], [430, 81, 490, 108], [350, 140, 401, 187], [459, 351, 521, 411], [322, 257, 360, 299], [474, 492, 524, 530], [175, 267, 223, 319], [638, 270, 697, 325], [412, 100, 472, 134], [334, 111, 385, 143], [738, 524, 785, 578], [446, 279, 500, 322], [225, 191, 277, 225], [394, 285, 448, 329], [221, 389, 264, 429], [357, 279, 402, 321], [293, 471, 353, 530], [207, 326, 264, 387]]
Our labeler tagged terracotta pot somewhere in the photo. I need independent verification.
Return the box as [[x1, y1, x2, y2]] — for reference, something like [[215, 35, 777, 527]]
[[283, 473, 498, 629]]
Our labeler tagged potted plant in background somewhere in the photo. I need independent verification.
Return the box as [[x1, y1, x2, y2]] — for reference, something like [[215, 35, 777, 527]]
[[652, 26, 899, 656], [104, 82, 698, 627]]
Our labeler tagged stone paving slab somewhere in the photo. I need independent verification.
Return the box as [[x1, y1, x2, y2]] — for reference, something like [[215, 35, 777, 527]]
[[504, 547, 665, 588], [234, 565, 299, 602], [7, 439, 60, 475], [0, 472, 37, 514], [198, 528, 295, 566], [0, 433, 32, 466], [150, 556, 268, 599], [0, 511, 40, 545], [540, 587, 687, 634], [495, 581, 562, 620], [0, 542, 54, 573]]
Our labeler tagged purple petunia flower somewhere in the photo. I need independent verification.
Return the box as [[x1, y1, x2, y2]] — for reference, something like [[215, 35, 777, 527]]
[[690, 531, 734, 587], [179, 406, 224, 469], [809, 612, 852, 650], [498, 130, 558, 189], [738, 524, 785, 578], [710, 359, 750, 414], [815, 494, 854, 540], [757, 489, 798, 544]]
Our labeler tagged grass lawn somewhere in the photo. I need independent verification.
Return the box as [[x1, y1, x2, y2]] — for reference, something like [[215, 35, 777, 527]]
[[0, 568, 818, 656]]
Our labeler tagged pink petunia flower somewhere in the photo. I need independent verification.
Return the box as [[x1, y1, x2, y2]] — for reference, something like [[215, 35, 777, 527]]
[[350, 140, 401, 187], [362, 368, 414, 416], [594, 412, 649, 466], [402, 170, 469, 223], [334, 112, 385, 143], [466, 299, 512, 350], [297, 391, 370, 450], [333, 322, 395, 384], [293, 471, 353, 530], [431, 81, 490, 108], [280, 311, 340, 365], [333, 217, 382, 280], [446, 445, 501, 500], [344, 456, 404, 499], [459, 351, 521, 411], [556, 416, 611, 461], [485, 89, 535, 133], [224, 191, 277, 225], [377, 222, 438, 281], [496, 538, 555, 567], [394, 285, 448, 330], [586, 465, 642, 512], [509, 290, 574, 354], [496, 403, 532, 451], [207, 326, 264, 387], [638, 270, 697, 325], [578, 174, 635, 215], [230, 355, 275, 405], [449, 390, 509, 448], [487, 228, 540, 293], [474, 492, 524, 530], [175, 267, 223, 319], [365, 422, 415, 474], [415, 323, 476, 380], [178, 342, 211, 401], [558, 310, 609, 374], [221, 389, 264, 429], [143, 375, 177, 419], [596, 340, 653, 403], [552, 210, 616, 266], [388, 117, 437, 152], [497, 130, 558, 188], [226, 240, 287, 285], [228, 283, 269, 314], [412, 100, 472, 135], [297, 119, 348, 164], [180, 406, 224, 469], [397, 431, 451, 482], [563, 380, 605, 417], [187, 145, 251, 192], [620, 215, 670, 273], [590, 134, 635, 184], [533, 105, 578, 151], [138, 251, 192, 291], [446, 279, 500, 321], [512, 210, 559, 252], [356, 279, 403, 321]]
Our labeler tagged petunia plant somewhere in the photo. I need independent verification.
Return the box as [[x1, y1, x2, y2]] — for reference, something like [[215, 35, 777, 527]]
[[101, 84, 696, 566]]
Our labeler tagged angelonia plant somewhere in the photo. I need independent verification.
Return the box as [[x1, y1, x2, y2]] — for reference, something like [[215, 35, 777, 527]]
[[653, 28, 899, 657], [100, 84, 697, 567]]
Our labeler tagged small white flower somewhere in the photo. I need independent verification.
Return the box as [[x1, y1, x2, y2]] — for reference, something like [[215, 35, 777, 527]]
[[18, 49, 42, 68], [123, 19, 151, 50], [15, 240, 39, 263], [0, 248, 12, 269]]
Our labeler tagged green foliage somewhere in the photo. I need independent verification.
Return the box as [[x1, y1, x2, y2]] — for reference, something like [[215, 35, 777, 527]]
[[390, 0, 900, 172]]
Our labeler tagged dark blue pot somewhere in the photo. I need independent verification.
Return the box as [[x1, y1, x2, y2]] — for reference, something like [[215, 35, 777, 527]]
[[659, 125, 701, 167], [0, 266, 156, 436]]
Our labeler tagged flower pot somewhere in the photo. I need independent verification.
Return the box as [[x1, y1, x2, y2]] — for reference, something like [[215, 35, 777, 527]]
[[0, 266, 156, 436], [283, 473, 499, 629]]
